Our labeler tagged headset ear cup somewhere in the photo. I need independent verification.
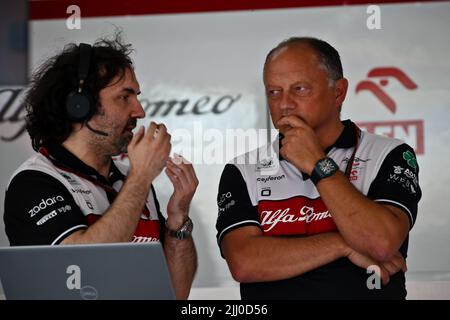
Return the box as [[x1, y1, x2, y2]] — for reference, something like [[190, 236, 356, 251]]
[[66, 90, 95, 122]]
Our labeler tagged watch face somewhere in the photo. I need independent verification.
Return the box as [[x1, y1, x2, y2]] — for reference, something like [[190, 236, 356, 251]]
[[171, 217, 193, 239], [182, 218, 194, 234], [319, 159, 337, 175]]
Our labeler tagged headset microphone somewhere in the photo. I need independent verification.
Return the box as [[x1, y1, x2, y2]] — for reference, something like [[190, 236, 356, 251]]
[[85, 122, 109, 136]]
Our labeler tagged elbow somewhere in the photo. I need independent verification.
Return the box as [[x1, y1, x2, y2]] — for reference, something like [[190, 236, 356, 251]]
[[229, 266, 254, 283], [227, 256, 257, 283], [370, 238, 399, 262]]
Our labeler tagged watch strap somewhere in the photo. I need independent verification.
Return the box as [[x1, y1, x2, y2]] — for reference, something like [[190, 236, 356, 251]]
[[166, 217, 193, 240]]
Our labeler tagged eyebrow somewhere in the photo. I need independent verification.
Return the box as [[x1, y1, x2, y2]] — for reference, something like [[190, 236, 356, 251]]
[[121, 87, 141, 95]]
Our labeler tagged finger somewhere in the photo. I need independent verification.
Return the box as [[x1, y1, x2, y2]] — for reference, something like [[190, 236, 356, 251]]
[[276, 115, 307, 129], [129, 125, 144, 147], [154, 123, 168, 142], [165, 140, 172, 159], [380, 266, 390, 286], [171, 153, 181, 165], [173, 153, 190, 165], [157, 126, 172, 152], [393, 253, 408, 273], [156, 130, 171, 160], [145, 122, 158, 142], [396, 252, 408, 272], [166, 164, 188, 190], [382, 261, 398, 275], [171, 153, 198, 184], [179, 164, 198, 190], [189, 164, 199, 186], [171, 155, 198, 187], [165, 167, 183, 191], [179, 154, 192, 165], [167, 160, 191, 188], [283, 126, 306, 139], [388, 256, 402, 273]]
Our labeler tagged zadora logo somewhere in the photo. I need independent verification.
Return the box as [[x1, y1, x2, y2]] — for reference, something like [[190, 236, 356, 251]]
[[28, 196, 64, 218]]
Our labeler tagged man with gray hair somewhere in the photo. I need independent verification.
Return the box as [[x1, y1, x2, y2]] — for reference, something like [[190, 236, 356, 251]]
[[216, 37, 421, 299]]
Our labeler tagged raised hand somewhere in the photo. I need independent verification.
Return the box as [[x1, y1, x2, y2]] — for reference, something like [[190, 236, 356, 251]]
[[165, 154, 199, 230], [127, 122, 171, 184], [277, 116, 325, 174]]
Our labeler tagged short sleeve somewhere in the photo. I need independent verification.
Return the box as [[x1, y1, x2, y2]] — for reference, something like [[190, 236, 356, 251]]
[[4, 170, 88, 245], [216, 164, 260, 252], [367, 144, 422, 228]]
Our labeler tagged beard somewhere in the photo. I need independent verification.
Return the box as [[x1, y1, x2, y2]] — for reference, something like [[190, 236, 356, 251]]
[[115, 135, 131, 155], [113, 118, 137, 155], [87, 121, 135, 157]]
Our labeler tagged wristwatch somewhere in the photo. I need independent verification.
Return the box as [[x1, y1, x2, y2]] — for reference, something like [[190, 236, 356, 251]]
[[310, 157, 339, 185], [166, 217, 193, 240]]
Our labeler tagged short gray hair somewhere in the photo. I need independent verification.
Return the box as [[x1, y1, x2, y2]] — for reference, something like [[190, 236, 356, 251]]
[[264, 37, 343, 86]]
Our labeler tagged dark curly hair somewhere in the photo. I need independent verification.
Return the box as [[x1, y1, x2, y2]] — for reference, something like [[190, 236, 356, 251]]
[[25, 33, 134, 151]]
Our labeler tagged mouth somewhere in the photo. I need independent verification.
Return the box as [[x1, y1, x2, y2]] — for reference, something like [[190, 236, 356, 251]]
[[124, 127, 135, 136], [123, 120, 137, 134], [125, 125, 135, 132]]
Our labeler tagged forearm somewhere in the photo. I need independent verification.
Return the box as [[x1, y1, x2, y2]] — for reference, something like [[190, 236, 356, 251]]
[[223, 230, 348, 283], [316, 171, 407, 260], [163, 235, 197, 299], [62, 171, 152, 244]]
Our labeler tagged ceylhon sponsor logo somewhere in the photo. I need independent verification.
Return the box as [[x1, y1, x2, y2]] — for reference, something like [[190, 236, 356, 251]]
[[257, 174, 285, 183], [28, 196, 64, 217]]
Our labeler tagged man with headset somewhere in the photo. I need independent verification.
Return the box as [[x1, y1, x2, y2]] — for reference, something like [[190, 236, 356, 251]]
[[3, 36, 198, 299]]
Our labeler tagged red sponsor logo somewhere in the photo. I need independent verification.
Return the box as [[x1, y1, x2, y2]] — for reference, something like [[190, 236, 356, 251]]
[[132, 219, 161, 242], [349, 159, 363, 182], [258, 197, 337, 236], [355, 67, 418, 113], [357, 120, 424, 155], [355, 67, 424, 155]]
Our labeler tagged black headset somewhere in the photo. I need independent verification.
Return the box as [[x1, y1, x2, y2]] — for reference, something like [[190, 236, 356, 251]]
[[66, 43, 96, 122]]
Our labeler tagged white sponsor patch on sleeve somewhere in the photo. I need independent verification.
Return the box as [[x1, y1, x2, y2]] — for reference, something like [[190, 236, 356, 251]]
[[28, 195, 65, 218]]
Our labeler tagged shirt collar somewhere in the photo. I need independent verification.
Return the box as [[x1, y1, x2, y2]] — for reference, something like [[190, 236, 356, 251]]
[[324, 119, 358, 153], [43, 141, 124, 186]]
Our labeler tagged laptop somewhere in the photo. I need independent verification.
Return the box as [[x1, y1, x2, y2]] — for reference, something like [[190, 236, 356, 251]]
[[0, 242, 175, 300]]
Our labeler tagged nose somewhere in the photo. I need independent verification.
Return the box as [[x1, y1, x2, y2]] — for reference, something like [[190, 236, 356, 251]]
[[279, 93, 296, 114], [132, 99, 145, 119]]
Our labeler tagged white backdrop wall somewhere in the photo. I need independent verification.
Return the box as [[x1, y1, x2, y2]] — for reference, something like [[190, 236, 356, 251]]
[[1, 1, 450, 288]]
